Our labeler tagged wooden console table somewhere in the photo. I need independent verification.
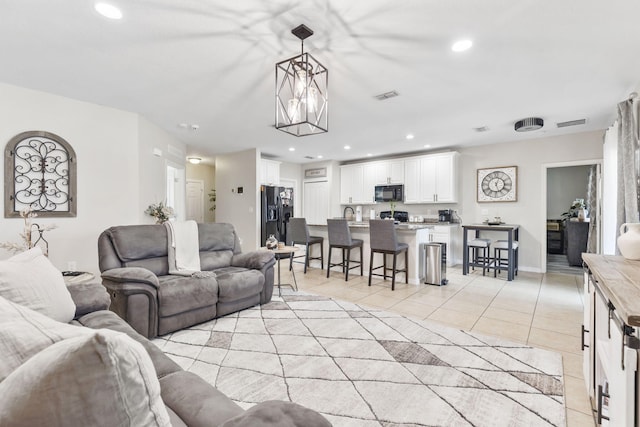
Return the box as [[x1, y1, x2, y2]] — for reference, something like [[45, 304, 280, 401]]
[[582, 254, 640, 426]]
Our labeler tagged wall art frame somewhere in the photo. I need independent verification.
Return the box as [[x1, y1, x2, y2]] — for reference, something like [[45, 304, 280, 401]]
[[477, 166, 517, 203], [4, 130, 77, 218]]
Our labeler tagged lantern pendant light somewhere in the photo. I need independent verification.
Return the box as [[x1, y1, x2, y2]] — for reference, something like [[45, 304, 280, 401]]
[[275, 24, 328, 137]]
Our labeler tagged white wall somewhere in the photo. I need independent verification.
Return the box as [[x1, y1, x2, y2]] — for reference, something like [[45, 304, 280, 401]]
[[138, 116, 187, 219], [215, 149, 259, 250], [456, 130, 603, 272], [546, 165, 592, 219], [0, 83, 183, 275]]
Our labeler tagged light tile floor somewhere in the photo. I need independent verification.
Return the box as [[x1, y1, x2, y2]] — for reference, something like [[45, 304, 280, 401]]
[[280, 262, 596, 427]]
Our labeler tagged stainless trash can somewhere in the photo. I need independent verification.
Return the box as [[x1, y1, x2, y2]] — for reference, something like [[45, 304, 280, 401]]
[[422, 242, 447, 286]]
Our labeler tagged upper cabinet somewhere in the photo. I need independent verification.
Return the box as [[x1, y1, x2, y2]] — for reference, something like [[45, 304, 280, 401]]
[[260, 159, 280, 186], [405, 152, 459, 204], [365, 160, 404, 185], [340, 152, 458, 205], [340, 164, 368, 204]]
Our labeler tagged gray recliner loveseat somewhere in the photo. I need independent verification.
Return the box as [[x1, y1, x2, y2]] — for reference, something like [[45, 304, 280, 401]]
[[98, 223, 275, 338]]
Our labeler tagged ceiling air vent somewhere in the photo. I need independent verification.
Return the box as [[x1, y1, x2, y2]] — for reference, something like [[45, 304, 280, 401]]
[[374, 90, 399, 101], [304, 156, 315, 159], [514, 117, 544, 132], [556, 118, 587, 128], [473, 126, 489, 133]]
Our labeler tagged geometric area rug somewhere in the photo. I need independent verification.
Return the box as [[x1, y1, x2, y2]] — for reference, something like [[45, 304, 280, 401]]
[[153, 291, 566, 427]]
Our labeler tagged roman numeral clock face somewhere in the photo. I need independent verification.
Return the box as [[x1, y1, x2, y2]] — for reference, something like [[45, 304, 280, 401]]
[[477, 167, 517, 202]]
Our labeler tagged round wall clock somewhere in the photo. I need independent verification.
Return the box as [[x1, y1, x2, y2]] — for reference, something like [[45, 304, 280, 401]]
[[477, 166, 517, 202]]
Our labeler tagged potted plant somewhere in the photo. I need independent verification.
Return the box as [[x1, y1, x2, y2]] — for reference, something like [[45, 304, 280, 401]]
[[561, 199, 586, 222]]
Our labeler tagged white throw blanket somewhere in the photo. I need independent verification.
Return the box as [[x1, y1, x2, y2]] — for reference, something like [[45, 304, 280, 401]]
[[165, 221, 214, 278]]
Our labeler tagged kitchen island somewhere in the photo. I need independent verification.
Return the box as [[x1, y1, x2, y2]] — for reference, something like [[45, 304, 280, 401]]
[[307, 221, 460, 285]]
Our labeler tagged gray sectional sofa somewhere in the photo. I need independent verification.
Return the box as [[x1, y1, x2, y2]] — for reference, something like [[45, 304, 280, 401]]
[[98, 223, 276, 338], [67, 282, 330, 426]]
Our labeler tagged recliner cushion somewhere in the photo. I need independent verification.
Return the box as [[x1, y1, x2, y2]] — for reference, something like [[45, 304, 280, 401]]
[[157, 276, 218, 317], [214, 267, 264, 302]]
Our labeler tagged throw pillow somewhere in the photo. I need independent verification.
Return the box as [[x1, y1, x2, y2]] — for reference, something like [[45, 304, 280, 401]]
[[0, 295, 90, 382], [0, 329, 171, 427], [0, 247, 75, 322]]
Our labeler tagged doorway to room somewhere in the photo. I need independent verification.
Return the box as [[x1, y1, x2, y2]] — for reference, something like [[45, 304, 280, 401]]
[[542, 160, 601, 274], [166, 162, 186, 221]]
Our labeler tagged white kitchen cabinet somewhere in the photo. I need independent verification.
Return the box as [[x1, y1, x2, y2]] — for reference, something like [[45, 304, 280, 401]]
[[427, 224, 461, 266], [403, 158, 421, 203], [340, 164, 366, 204], [375, 160, 404, 184], [404, 152, 459, 204], [260, 159, 280, 185], [582, 254, 640, 427], [362, 160, 405, 201], [362, 163, 378, 203], [341, 153, 457, 205]]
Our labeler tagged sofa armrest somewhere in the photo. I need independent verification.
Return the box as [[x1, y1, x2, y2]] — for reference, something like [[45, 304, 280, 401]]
[[231, 251, 276, 270], [101, 267, 160, 338], [66, 282, 111, 319], [231, 251, 275, 305], [101, 267, 160, 288]]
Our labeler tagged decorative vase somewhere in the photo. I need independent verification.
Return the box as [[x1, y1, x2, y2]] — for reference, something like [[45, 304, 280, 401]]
[[577, 208, 586, 222], [266, 234, 278, 250], [617, 223, 640, 260]]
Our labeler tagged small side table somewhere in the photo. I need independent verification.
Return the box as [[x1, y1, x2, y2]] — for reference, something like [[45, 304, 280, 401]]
[[262, 246, 299, 296]]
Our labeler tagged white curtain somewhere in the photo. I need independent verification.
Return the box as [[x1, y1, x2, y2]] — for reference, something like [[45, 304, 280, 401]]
[[586, 165, 598, 253], [616, 99, 640, 252]]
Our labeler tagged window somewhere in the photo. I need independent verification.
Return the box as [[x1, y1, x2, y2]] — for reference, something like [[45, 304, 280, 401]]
[[4, 131, 77, 217]]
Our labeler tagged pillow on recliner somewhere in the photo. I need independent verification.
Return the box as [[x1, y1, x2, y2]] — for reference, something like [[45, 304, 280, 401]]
[[0, 247, 75, 322], [0, 295, 90, 382], [0, 329, 171, 427]]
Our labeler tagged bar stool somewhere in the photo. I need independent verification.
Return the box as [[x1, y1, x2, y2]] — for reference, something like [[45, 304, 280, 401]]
[[368, 220, 408, 290], [467, 238, 492, 276], [493, 240, 519, 278], [326, 219, 363, 281], [288, 218, 324, 273]]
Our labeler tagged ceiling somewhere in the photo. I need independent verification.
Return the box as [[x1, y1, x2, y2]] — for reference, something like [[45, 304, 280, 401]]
[[1, 1, 639, 164]]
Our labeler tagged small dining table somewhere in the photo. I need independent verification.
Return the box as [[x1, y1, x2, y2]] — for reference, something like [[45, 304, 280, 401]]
[[462, 224, 520, 281]]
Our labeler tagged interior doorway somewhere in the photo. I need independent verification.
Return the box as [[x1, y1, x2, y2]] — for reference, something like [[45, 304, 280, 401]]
[[541, 159, 601, 273], [186, 179, 204, 222], [166, 161, 186, 221]]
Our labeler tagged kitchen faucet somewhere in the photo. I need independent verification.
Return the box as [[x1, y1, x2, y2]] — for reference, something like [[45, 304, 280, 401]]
[[343, 206, 355, 219]]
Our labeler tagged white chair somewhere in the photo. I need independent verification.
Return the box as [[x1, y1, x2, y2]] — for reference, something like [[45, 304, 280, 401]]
[[467, 238, 492, 276], [493, 240, 519, 278]]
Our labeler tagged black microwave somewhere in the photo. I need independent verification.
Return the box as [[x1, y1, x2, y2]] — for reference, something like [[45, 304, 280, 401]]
[[375, 184, 404, 202]]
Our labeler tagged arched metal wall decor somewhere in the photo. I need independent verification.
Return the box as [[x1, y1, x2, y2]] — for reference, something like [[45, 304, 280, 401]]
[[4, 131, 77, 218]]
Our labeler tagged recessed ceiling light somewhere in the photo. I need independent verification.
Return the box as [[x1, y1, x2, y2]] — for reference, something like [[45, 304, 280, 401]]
[[187, 157, 201, 165], [317, 155, 323, 159], [452, 39, 472, 52], [367, 153, 373, 157], [288, 147, 295, 152], [423, 144, 431, 149], [344, 145, 351, 150], [406, 134, 415, 140], [95, 2, 122, 20]]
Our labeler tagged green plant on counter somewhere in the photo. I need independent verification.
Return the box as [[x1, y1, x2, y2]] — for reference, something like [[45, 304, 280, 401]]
[[390, 201, 396, 218]]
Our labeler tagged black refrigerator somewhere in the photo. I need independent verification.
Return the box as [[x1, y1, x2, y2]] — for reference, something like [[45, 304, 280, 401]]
[[260, 185, 294, 246]]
